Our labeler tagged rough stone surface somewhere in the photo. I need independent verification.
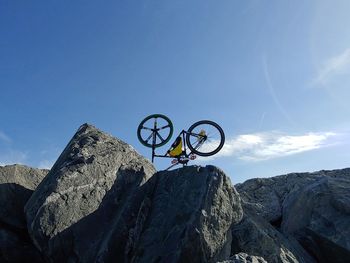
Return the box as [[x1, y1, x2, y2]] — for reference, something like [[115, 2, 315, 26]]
[[231, 211, 315, 263], [0, 223, 44, 263], [236, 168, 350, 224], [217, 253, 267, 263], [24, 123, 156, 262], [235, 168, 350, 263], [104, 165, 243, 263], [0, 164, 48, 229], [282, 177, 350, 263]]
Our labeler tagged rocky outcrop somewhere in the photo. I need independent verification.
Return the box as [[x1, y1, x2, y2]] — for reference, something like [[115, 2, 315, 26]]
[[24, 123, 243, 262], [24, 123, 156, 262], [236, 168, 350, 263], [231, 211, 315, 263], [218, 253, 267, 263], [100, 165, 243, 263], [0, 164, 47, 263], [236, 169, 350, 224], [0, 164, 48, 229], [282, 177, 350, 263], [1, 123, 349, 263]]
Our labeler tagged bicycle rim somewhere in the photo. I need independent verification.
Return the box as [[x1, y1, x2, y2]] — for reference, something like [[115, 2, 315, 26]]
[[186, 120, 225, 156], [137, 114, 173, 148]]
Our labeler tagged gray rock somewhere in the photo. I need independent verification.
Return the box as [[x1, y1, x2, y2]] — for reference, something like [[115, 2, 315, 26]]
[[24, 123, 243, 262], [236, 168, 350, 224], [0, 224, 44, 263], [231, 210, 315, 263], [282, 177, 350, 263], [24, 123, 156, 262], [115, 165, 243, 263], [0, 164, 48, 229], [235, 168, 350, 263], [218, 253, 267, 263]]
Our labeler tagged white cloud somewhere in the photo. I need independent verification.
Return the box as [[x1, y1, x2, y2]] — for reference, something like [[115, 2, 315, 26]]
[[198, 131, 337, 162], [0, 130, 11, 143], [312, 48, 350, 85]]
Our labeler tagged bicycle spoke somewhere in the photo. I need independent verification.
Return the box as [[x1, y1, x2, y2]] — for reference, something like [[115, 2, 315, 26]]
[[188, 128, 220, 154], [188, 132, 201, 138], [145, 133, 153, 143], [159, 124, 170, 130], [141, 126, 153, 131], [156, 132, 165, 142]]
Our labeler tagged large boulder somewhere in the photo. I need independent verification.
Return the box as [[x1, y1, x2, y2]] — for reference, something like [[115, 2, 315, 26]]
[[235, 169, 350, 224], [24, 123, 243, 262], [0, 164, 48, 262], [235, 168, 350, 263], [24, 123, 156, 262], [0, 164, 48, 229], [282, 177, 350, 263], [231, 211, 315, 263], [98, 165, 243, 263]]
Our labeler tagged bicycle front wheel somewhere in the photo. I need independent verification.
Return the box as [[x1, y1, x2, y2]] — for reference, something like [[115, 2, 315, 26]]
[[186, 120, 225, 157], [137, 114, 173, 148]]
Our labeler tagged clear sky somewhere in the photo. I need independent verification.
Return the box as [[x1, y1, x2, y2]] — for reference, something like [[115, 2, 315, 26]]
[[1, 0, 349, 183]]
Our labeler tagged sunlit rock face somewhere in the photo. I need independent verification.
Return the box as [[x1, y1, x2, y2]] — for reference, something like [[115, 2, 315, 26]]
[[0, 164, 48, 229], [24, 123, 156, 262], [235, 168, 350, 263], [281, 176, 350, 263], [104, 165, 243, 263], [23, 124, 242, 262]]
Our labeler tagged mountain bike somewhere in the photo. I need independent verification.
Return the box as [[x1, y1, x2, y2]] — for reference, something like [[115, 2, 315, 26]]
[[137, 114, 225, 169]]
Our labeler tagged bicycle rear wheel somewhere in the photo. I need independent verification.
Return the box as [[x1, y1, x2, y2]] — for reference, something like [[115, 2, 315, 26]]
[[186, 120, 225, 157], [137, 114, 173, 148]]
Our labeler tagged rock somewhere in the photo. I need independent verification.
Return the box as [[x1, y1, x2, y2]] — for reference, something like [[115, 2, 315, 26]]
[[24, 123, 156, 262], [218, 252, 267, 263], [104, 165, 243, 263], [0, 164, 48, 229], [231, 210, 316, 263], [11, 121, 348, 262], [235, 168, 350, 225], [24, 124, 243, 262], [282, 177, 350, 263], [0, 164, 48, 262], [0, 222, 44, 263], [235, 168, 350, 263]]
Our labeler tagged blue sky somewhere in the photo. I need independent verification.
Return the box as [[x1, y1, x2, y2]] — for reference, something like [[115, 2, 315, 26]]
[[1, 0, 349, 183]]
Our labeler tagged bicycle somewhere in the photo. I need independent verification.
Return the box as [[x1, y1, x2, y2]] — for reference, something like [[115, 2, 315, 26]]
[[137, 114, 225, 170]]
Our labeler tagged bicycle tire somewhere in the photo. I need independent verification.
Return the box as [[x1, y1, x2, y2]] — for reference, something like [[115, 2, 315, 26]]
[[137, 114, 173, 148], [186, 120, 225, 157]]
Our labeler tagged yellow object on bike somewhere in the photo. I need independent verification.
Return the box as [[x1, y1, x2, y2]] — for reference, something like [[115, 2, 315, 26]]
[[168, 137, 183, 157], [198, 130, 206, 141]]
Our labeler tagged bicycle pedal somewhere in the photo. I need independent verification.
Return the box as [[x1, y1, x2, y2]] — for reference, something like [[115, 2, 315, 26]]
[[171, 159, 178, 164], [189, 154, 197, 160]]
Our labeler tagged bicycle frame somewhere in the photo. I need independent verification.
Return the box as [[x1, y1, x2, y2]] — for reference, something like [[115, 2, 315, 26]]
[[151, 129, 203, 170], [152, 130, 188, 162]]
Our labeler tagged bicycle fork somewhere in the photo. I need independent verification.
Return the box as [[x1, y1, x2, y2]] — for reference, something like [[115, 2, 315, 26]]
[[151, 118, 158, 163]]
